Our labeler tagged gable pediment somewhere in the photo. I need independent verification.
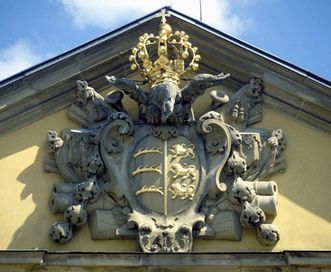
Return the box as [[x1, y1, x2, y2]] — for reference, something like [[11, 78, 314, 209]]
[[1, 8, 331, 264]]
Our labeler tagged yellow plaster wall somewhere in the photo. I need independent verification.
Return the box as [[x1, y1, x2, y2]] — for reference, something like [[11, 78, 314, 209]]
[[0, 102, 330, 252]]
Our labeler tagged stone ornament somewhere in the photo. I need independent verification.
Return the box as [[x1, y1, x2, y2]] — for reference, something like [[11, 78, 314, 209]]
[[45, 11, 286, 252]]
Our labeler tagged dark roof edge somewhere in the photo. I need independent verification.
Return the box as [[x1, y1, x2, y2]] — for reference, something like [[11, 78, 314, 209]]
[[1, 6, 330, 89]]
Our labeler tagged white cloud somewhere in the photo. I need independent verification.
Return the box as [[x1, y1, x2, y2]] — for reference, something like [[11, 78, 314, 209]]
[[60, 0, 169, 29], [60, 0, 248, 36], [0, 40, 45, 81]]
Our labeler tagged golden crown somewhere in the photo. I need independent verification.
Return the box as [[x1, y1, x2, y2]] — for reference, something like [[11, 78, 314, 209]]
[[129, 9, 201, 87]]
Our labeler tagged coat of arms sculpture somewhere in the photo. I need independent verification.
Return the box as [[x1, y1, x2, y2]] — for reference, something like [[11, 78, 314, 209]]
[[45, 12, 286, 252]]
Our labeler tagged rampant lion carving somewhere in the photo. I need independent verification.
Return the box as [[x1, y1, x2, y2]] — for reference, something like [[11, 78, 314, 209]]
[[169, 182, 195, 200], [170, 163, 196, 181], [170, 144, 195, 159]]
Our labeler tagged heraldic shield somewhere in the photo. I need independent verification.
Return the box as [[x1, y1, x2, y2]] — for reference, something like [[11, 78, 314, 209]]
[[45, 11, 286, 253], [99, 119, 231, 252], [131, 131, 201, 215]]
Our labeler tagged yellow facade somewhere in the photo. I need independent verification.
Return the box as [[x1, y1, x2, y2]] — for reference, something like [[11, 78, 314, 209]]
[[1, 96, 330, 252]]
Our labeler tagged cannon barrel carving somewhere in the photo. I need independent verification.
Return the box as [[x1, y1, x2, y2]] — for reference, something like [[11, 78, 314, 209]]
[[53, 182, 77, 194], [253, 195, 278, 216], [49, 192, 74, 214], [249, 181, 278, 196]]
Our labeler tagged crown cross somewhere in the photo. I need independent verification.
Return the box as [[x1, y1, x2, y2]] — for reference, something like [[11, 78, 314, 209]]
[[155, 9, 171, 23]]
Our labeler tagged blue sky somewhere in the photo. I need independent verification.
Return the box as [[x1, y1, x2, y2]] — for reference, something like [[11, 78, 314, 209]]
[[0, 0, 330, 81]]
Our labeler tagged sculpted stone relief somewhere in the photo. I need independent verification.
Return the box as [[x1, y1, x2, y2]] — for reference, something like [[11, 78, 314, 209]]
[[45, 11, 286, 252]]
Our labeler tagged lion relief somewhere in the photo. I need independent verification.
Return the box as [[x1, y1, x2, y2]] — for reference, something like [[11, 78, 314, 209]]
[[170, 163, 196, 181], [169, 182, 196, 200], [170, 144, 195, 159]]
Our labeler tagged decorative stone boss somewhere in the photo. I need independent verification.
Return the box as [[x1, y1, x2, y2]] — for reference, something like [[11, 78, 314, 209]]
[[45, 13, 286, 253]]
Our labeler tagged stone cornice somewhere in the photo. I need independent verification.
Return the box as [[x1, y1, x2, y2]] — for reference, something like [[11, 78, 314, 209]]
[[0, 251, 331, 270]]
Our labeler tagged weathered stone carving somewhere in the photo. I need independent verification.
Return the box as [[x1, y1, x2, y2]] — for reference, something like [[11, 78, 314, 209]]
[[45, 11, 286, 252]]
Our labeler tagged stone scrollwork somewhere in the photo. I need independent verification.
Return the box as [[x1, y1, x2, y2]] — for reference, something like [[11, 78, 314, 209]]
[[101, 112, 134, 154], [45, 12, 286, 252]]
